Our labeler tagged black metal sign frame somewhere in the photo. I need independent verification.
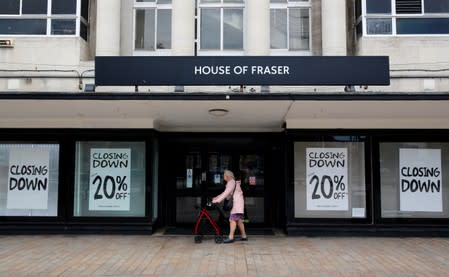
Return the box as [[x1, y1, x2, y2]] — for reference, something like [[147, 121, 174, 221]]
[[95, 56, 390, 86]]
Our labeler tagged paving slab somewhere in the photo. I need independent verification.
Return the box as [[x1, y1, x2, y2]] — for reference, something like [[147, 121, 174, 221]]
[[0, 234, 449, 276]]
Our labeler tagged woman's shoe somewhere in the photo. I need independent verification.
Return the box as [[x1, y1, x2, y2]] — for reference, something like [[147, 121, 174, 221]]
[[237, 237, 248, 241], [223, 238, 234, 243]]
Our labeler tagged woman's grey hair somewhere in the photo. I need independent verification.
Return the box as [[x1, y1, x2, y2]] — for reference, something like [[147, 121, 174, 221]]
[[224, 170, 235, 180]]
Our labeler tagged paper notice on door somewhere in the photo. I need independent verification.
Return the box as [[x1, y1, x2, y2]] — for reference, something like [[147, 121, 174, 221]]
[[249, 176, 256, 186], [186, 169, 193, 188], [214, 174, 221, 184]]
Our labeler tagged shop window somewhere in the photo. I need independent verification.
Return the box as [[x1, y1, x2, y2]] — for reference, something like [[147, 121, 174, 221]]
[[134, 0, 172, 51], [0, 0, 89, 40], [270, 0, 311, 51], [294, 139, 367, 219], [0, 143, 59, 217], [199, 0, 244, 51], [379, 142, 449, 218], [73, 141, 146, 217]]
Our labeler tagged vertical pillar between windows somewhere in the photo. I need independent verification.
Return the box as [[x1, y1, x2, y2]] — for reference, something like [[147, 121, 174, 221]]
[[120, 0, 134, 56], [96, 0, 121, 56], [247, 0, 270, 93], [172, 0, 195, 55], [246, 0, 270, 56], [321, 0, 347, 55]]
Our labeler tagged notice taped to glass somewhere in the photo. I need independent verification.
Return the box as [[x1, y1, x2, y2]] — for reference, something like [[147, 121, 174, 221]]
[[399, 148, 442, 212], [7, 147, 50, 210], [306, 148, 348, 211], [89, 148, 131, 211]]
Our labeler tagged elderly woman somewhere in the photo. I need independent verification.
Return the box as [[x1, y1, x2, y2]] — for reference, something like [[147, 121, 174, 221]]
[[212, 170, 248, 243]]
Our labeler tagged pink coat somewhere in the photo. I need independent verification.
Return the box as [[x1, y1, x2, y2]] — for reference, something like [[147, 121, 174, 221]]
[[213, 179, 244, 215]]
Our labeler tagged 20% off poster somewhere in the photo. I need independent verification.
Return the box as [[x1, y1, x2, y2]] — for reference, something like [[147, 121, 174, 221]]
[[306, 148, 348, 211], [89, 149, 131, 211]]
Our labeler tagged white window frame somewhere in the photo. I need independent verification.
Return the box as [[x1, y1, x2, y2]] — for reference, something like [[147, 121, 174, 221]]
[[0, 0, 82, 38], [362, 0, 449, 37], [197, 0, 246, 56], [133, 0, 172, 56], [269, 0, 312, 56]]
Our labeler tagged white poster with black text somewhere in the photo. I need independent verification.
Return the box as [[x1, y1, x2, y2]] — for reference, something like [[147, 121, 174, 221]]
[[7, 147, 50, 210], [399, 148, 442, 212], [89, 148, 131, 211], [306, 148, 348, 211]]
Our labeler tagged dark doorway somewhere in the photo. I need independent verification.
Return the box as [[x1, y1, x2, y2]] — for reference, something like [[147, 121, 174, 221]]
[[159, 134, 283, 233]]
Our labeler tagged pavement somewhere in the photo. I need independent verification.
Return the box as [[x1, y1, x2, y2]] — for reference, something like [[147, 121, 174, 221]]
[[1, 232, 449, 277]]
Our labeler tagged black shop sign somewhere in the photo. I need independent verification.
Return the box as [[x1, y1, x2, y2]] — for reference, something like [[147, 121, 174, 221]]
[[95, 56, 390, 86]]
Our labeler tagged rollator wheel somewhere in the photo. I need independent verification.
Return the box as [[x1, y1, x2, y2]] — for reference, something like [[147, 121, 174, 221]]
[[194, 235, 203, 244], [214, 235, 223, 244]]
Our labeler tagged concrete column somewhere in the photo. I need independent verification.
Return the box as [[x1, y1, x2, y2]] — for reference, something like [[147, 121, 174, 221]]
[[321, 0, 347, 56], [245, 0, 270, 56], [120, 0, 134, 56], [172, 0, 195, 56], [96, 0, 121, 56]]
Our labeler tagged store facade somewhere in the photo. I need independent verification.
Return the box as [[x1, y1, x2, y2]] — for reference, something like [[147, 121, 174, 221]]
[[1, 0, 449, 236], [2, 93, 449, 235], [0, 128, 156, 233], [287, 129, 449, 235]]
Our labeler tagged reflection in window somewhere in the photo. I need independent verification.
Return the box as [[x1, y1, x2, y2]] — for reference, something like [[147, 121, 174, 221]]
[[270, 1, 311, 51], [200, 8, 221, 50], [239, 154, 265, 188], [289, 8, 309, 50], [22, 0, 48, 15], [397, 18, 449, 34], [135, 9, 156, 50], [363, 0, 449, 36], [366, 0, 392, 14], [270, 9, 288, 49], [294, 140, 367, 219], [73, 141, 146, 217], [425, 0, 449, 13], [199, 0, 244, 51], [208, 153, 231, 187], [380, 142, 449, 218], [0, 0, 20, 15], [52, 0, 77, 14], [223, 9, 243, 50], [134, 1, 172, 51], [157, 9, 172, 49], [367, 18, 392, 35], [51, 19, 77, 35], [177, 152, 201, 189], [0, 0, 88, 39], [0, 19, 47, 35], [0, 144, 60, 217]]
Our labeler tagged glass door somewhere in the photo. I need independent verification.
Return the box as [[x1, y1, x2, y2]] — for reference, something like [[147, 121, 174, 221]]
[[172, 148, 267, 226], [239, 154, 265, 224], [206, 152, 232, 200], [174, 151, 202, 224]]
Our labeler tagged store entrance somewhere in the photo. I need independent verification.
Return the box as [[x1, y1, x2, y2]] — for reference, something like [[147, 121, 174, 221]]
[[160, 135, 282, 231]]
